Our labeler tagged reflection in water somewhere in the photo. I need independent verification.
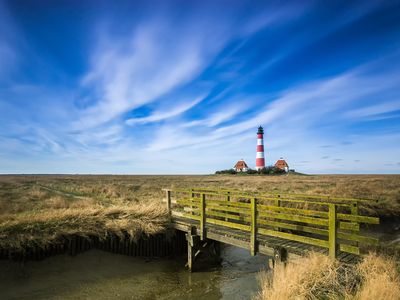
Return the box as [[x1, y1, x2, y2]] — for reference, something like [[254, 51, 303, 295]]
[[0, 245, 268, 300]]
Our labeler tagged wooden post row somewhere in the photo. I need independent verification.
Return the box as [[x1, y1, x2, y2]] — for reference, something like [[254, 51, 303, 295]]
[[250, 197, 257, 256], [328, 204, 337, 259]]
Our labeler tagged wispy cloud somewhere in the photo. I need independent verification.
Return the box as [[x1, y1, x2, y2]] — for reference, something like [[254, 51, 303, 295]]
[[126, 95, 205, 125], [345, 101, 400, 120]]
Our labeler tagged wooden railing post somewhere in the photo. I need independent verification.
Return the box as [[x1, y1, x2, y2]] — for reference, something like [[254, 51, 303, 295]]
[[225, 191, 230, 222], [274, 198, 281, 231], [351, 202, 359, 248], [328, 204, 337, 259], [351, 202, 358, 215], [166, 190, 171, 217], [190, 188, 194, 216], [250, 197, 257, 256], [200, 193, 206, 240]]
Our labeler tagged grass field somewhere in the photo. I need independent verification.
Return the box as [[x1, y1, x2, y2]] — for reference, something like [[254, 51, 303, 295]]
[[1, 174, 399, 299], [0, 174, 399, 250]]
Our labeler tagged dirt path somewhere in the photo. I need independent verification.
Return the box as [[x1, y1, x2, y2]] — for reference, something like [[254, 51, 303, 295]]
[[36, 184, 90, 200]]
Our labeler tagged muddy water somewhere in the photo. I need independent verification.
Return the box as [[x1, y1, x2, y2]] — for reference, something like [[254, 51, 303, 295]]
[[0, 245, 268, 300]]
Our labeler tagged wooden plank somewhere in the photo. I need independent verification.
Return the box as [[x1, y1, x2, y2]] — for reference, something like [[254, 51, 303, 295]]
[[258, 211, 329, 226], [259, 235, 289, 249], [258, 204, 328, 218], [258, 244, 275, 257], [337, 214, 379, 224], [339, 222, 360, 231], [329, 204, 337, 259], [337, 232, 379, 245], [183, 207, 199, 213], [258, 228, 329, 248], [206, 210, 249, 222], [338, 252, 354, 264], [257, 219, 329, 236], [340, 244, 360, 255], [207, 227, 249, 242], [176, 188, 377, 205], [206, 218, 251, 232], [257, 196, 350, 208], [206, 203, 251, 214], [206, 199, 250, 208]]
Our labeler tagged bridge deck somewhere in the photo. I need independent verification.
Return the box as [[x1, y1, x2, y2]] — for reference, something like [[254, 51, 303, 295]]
[[171, 217, 359, 264]]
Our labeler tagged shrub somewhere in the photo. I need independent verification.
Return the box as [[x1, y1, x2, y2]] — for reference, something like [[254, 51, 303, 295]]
[[215, 169, 237, 175], [246, 168, 258, 174]]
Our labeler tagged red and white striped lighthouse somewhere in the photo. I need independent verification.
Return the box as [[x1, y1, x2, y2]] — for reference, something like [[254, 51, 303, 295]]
[[256, 126, 265, 170]]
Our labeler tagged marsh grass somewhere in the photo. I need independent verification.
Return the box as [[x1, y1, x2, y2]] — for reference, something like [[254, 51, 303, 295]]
[[0, 202, 168, 250], [256, 252, 400, 300], [0, 174, 398, 250]]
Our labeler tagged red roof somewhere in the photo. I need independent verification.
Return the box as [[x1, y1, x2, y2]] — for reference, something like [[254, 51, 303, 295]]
[[275, 159, 289, 170], [234, 160, 248, 169]]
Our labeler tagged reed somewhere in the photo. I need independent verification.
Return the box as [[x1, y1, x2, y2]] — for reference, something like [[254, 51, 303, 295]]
[[0, 202, 168, 250], [256, 252, 400, 300]]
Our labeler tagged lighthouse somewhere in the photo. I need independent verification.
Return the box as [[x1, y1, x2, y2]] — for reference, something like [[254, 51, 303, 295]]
[[256, 126, 265, 170]]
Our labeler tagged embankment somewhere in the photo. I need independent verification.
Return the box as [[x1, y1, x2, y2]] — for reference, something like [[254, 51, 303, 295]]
[[0, 202, 187, 261]]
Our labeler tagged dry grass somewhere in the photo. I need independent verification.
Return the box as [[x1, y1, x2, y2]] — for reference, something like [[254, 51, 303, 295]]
[[0, 174, 398, 250], [256, 252, 400, 300], [0, 202, 168, 250], [1, 174, 399, 215], [355, 253, 400, 300]]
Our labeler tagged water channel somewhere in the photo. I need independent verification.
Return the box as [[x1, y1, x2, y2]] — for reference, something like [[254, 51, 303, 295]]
[[0, 245, 268, 300]]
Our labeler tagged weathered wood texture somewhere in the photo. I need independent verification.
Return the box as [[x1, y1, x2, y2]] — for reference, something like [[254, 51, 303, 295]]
[[163, 188, 380, 262]]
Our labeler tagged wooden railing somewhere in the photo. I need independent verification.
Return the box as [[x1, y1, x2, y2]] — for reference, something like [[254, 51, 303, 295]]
[[164, 188, 380, 259]]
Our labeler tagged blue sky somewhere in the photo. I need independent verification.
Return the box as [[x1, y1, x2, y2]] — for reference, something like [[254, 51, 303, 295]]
[[0, 0, 400, 174]]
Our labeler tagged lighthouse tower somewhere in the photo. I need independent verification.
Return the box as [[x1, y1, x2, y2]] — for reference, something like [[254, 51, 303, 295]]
[[256, 126, 265, 170]]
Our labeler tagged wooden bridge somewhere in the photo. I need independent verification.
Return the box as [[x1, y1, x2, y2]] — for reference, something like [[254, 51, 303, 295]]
[[163, 188, 380, 271]]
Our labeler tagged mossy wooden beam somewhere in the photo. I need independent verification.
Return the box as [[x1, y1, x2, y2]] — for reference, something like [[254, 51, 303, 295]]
[[258, 219, 328, 236], [329, 204, 337, 259], [206, 218, 251, 232], [206, 210, 249, 222], [206, 199, 250, 208], [258, 211, 329, 226], [337, 214, 379, 224], [206, 203, 251, 214], [258, 228, 329, 248], [337, 232, 379, 245], [339, 244, 360, 255], [250, 198, 257, 256], [339, 222, 360, 231], [257, 204, 329, 218], [200, 193, 206, 240]]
